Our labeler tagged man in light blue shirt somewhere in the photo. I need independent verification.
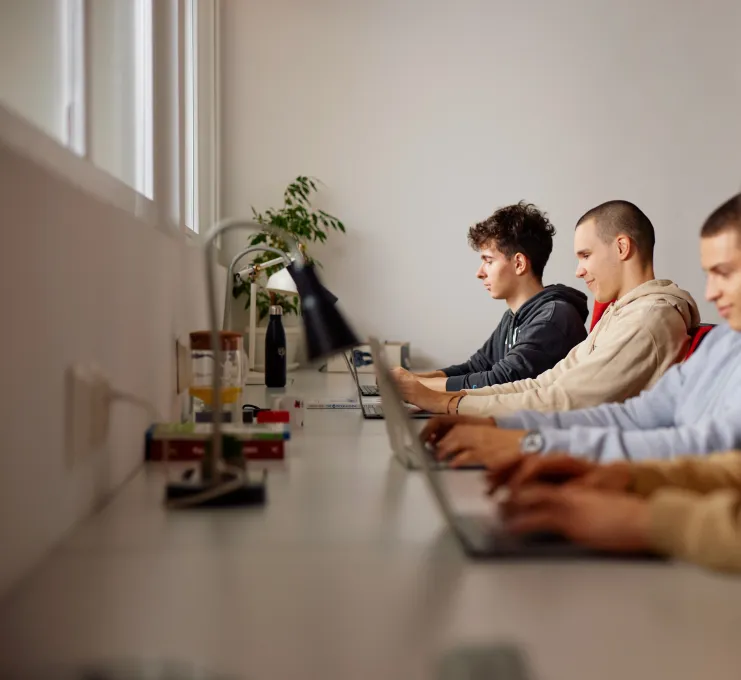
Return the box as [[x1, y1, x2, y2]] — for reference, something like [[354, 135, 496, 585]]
[[423, 193, 741, 468]]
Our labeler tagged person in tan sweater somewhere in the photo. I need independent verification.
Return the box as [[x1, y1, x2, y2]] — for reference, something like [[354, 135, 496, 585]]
[[418, 193, 741, 470], [482, 450, 741, 572], [395, 200, 699, 417]]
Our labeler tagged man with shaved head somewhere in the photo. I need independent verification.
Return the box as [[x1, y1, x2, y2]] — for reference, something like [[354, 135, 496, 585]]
[[395, 200, 700, 418], [426, 195, 741, 573]]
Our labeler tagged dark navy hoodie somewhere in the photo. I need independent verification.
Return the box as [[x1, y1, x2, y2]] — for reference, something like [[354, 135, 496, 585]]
[[443, 284, 589, 391]]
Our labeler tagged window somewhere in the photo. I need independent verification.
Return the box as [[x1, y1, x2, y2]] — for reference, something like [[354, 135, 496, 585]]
[[134, 0, 154, 198], [0, 0, 220, 235], [0, 0, 69, 145], [61, 0, 86, 155], [183, 0, 220, 235], [184, 0, 200, 232], [88, 0, 153, 196]]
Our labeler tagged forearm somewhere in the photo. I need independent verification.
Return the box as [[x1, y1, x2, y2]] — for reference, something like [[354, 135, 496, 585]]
[[458, 383, 572, 419], [440, 361, 473, 378], [497, 401, 636, 432], [446, 343, 571, 392], [406, 389, 467, 414], [630, 451, 741, 497], [437, 393, 467, 415], [543, 417, 741, 464], [498, 393, 673, 433], [463, 352, 572, 397], [568, 416, 741, 462], [415, 370, 447, 379], [418, 376, 449, 391], [497, 409, 577, 431], [649, 489, 741, 572], [464, 376, 541, 397]]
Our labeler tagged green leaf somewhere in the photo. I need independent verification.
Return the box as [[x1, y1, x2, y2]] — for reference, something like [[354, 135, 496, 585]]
[[236, 176, 348, 314]]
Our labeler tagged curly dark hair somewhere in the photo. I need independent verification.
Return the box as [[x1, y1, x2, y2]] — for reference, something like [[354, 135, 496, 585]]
[[467, 201, 556, 281]]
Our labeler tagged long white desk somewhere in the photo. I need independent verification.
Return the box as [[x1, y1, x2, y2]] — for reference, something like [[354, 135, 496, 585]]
[[1, 370, 740, 679]]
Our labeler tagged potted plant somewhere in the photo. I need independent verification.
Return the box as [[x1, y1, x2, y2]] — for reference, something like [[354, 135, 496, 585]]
[[232, 176, 346, 367]]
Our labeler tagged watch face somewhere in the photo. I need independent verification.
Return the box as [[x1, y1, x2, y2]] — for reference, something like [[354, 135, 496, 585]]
[[522, 432, 543, 453]]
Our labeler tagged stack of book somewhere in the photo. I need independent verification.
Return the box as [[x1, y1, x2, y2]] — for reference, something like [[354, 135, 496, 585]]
[[145, 421, 291, 461]]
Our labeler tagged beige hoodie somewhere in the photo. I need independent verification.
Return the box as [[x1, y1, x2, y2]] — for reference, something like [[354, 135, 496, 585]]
[[458, 280, 700, 418]]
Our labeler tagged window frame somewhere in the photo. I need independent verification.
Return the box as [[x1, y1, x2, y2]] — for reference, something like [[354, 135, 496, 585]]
[[60, 0, 87, 156], [134, 0, 154, 199], [183, 0, 221, 236], [0, 0, 221, 243]]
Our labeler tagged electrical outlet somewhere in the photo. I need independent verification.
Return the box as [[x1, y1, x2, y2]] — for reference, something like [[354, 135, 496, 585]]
[[64, 363, 111, 465]]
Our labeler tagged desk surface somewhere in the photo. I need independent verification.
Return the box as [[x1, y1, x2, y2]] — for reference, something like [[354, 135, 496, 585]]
[[1, 371, 740, 680]]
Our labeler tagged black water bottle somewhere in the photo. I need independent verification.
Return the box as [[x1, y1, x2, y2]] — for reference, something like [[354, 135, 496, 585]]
[[264, 304, 287, 388]]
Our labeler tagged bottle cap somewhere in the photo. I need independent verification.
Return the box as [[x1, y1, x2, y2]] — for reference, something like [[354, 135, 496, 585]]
[[269, 305, 283, 316]]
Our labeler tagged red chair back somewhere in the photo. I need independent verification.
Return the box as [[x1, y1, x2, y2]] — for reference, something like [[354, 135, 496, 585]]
[[590, 300, 614, 331], [684, 324, 715, 361]]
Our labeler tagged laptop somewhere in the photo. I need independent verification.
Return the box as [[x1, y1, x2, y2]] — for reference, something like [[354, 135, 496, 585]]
[[368, 338, 482, 471], [348, 348, 380, 397], [344, 349, 432, 420], [370, 335, 666, 560]]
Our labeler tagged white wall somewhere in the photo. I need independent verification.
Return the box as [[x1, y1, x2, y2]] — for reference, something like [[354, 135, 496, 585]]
[[0, 0, 66, 144], [0, 118, 218, 598], [221, 0, 741, 367]]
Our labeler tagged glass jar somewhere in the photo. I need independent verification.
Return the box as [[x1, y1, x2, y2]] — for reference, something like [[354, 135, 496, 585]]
[[189, 331, 243, 407]]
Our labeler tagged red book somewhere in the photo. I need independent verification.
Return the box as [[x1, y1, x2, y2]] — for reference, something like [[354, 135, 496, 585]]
[[257, 410, 290, 424], [147, 438, 285, 461]]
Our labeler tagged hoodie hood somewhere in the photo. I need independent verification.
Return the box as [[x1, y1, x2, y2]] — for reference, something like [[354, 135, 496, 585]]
[[515, 284, 590, 325], [612, 279, 700, 330]]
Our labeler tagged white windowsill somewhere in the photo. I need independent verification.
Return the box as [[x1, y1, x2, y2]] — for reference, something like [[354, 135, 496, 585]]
[[0, 101, 181, 239]]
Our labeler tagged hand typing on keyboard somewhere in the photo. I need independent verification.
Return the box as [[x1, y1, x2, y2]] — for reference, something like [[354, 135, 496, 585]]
[[497, 484, 652, 552]]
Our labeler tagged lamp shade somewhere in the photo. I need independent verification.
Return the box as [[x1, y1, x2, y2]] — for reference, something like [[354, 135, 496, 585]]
[[286, 262, 360, 361], [265, 267, 299, 296]]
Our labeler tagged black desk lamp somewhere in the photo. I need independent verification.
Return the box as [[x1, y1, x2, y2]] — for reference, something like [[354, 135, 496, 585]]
[[166, 218, 360, 508]]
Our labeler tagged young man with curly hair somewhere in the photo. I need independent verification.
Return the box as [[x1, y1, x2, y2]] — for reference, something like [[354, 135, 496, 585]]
[[397, 200, 700, 416], [393, 201, 590, 396]]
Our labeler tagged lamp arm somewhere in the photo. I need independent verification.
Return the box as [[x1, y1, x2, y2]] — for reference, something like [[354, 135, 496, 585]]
[[250, 255, 290, 274], [224, 244, 292, 330], [229, 245, 291, 278], [204, 219, 304, 481]]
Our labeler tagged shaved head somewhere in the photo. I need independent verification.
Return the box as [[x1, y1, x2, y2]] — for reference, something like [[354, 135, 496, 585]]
[[701, 193, 741, 239], [576, 200, 655, 263]]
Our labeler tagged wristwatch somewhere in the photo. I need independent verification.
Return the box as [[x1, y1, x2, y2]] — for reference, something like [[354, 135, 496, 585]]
[[520, 430, 545, 454]]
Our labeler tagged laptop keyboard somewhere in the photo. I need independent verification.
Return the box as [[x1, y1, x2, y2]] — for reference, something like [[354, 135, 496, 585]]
[[363, 403, 384, 417], [360, 384, 380, 397]]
